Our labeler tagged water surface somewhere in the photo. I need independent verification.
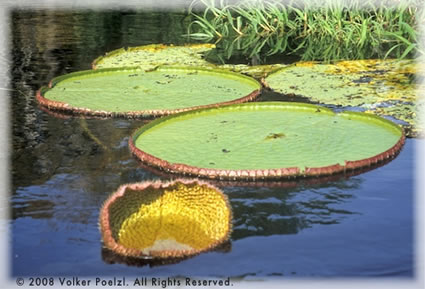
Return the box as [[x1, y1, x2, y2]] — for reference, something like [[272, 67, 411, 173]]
[[10, 10, 415, 278]]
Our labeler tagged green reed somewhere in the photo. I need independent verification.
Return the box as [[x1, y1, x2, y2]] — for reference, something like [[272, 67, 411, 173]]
[[186, 0, 422, 63]]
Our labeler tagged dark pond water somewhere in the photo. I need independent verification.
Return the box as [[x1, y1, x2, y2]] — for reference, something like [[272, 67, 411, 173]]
[[10, 10, 417, 280]]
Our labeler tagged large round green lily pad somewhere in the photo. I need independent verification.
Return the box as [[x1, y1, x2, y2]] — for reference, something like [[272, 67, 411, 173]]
[[263, 59, 423, 137], [36, 66, 261, 117], [130, 102, 405, 180]]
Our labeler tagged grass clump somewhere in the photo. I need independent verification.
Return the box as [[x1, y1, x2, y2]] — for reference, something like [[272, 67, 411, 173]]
[[187, 0, 423, 63]]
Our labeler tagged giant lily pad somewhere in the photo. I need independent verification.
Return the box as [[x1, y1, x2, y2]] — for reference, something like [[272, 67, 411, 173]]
[[99, 179, 232, 259], [92, 43, 288, 79], [264, 59, 423, 137], [92, 43, 216, 70], [36, 66, 261, 118], [130, 102, 405, 180]]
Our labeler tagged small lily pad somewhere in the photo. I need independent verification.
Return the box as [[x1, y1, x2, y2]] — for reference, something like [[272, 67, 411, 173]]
[[99, 179, 232, 259], [130, 102, 405, 180], [264, 59, 423, 137], [37, 66, 261, 118]]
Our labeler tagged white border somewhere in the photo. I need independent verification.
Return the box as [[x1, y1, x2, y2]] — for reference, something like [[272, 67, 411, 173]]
[[0, 2, 11, 286], [0, 1, 424, 289]]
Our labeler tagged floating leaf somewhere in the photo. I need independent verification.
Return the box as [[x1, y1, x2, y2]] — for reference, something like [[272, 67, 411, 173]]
[[92, 44, 288, 78], [130, 102, 405, 180], [264, 59, 423, 137], [37, 66, 261, 118], [92, 43, 216, 70], [99, 179, 232, 259], [365, 97, 424, 138]]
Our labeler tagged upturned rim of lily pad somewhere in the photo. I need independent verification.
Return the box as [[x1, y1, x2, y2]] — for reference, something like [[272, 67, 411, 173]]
[[134, 157, 401, 188], [99, 179, 232, 259], [36, 66, 261, 118], [129, 102, 405, 180]]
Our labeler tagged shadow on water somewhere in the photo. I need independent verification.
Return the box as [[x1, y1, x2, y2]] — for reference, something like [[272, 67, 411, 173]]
[[10, 10, 414, 277]]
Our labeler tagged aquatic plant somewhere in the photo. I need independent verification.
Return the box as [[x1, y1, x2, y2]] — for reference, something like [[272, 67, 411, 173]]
[[130, 102, 405, 180], [187, 0, 422, 63], [92, 43, 288, 79], [92, 43, 216, 70], [99, 179, 232, 258], [36, 66, 260, 118], [264, 59, 423, 137]]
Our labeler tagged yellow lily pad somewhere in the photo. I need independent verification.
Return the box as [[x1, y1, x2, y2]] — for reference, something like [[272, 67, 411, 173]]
[[99, 179, 232, 259]]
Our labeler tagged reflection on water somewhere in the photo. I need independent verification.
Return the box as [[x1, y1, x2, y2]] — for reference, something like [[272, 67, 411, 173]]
[[10, 10, 414, 277], [101, 240, 232, 268], [227, 178, 360, 240]]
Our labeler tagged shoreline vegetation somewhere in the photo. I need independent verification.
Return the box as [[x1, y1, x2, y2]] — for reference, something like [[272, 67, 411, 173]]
[[186, 0, 423, 63]]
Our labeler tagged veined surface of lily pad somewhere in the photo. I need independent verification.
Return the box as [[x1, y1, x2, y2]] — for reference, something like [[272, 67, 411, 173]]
[[130, 102, 405, 180], [36, 66, 261, 117], [92, 43, 216, 70], [99, 180, 232, 259], [264, 59, 423, 137]]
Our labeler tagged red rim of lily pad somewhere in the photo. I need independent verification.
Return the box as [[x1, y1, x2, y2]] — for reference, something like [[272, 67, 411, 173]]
[[133, 155, 403, 188]]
